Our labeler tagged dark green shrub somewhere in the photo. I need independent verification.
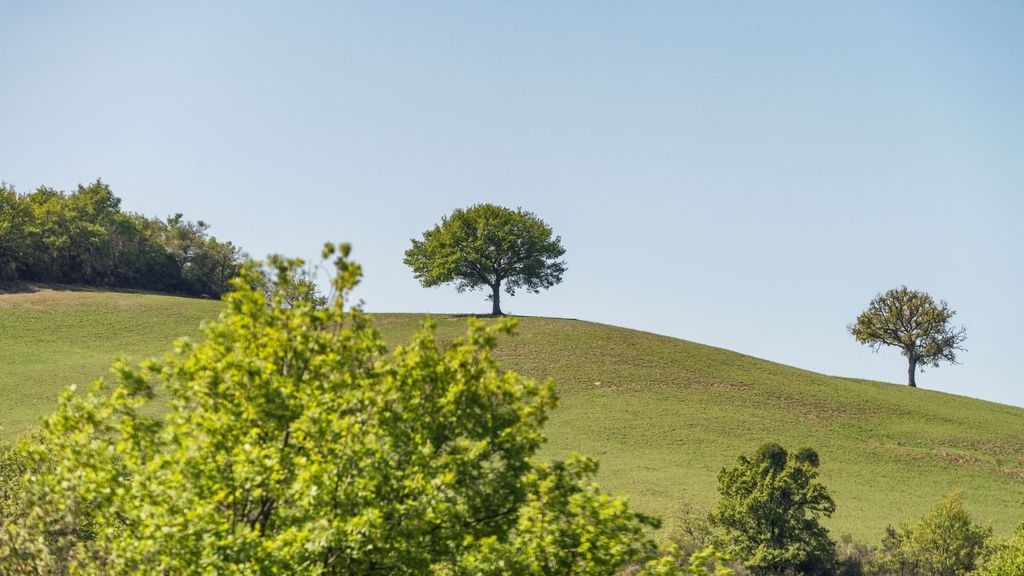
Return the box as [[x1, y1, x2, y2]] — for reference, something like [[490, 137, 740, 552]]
[[709, 442, 837, 575]]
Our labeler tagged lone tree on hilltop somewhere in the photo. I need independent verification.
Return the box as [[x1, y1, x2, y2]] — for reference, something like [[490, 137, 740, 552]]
[[404, 204, 566, 316], [849, 286, 967, 388]]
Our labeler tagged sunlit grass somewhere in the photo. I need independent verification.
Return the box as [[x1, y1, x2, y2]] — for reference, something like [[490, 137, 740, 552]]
[[0, 287, 220, 440]]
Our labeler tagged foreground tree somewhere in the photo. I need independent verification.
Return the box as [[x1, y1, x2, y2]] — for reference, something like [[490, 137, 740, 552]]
[[0, 244, 652, 575], [849, 286, 967, 388], [404, 204, 566, 315], [710, 443, 837, 575]]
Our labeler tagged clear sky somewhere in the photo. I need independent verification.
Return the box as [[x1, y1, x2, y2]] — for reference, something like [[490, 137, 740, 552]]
[[2, 2, 1022, 405]]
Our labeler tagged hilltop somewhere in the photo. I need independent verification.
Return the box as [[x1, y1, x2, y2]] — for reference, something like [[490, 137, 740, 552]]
[[1, 289, 1022, 542]]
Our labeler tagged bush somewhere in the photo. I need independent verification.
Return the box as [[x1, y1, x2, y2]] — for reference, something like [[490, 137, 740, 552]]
[[834, 533, 880, 576], [709, 442, 837, 575], [975, 523, 1024, 576], [636, 547, 737, 575], [633, 505, 747, 576], [0, 443, 27, 518], [875, 492, 991, 576]]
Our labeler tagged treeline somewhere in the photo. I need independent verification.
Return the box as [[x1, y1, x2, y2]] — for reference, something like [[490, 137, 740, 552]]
[[0, 180, 243, 297]]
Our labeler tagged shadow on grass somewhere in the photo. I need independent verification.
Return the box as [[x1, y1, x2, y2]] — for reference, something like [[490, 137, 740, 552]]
[[0, 282, 41, 295], [0, 282, 214, 298]]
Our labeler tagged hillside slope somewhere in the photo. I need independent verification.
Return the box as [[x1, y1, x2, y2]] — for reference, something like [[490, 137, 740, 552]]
[[0, 287, 220, 439], [1, 290, 1022, 542], [377, 314, 1024, 542]]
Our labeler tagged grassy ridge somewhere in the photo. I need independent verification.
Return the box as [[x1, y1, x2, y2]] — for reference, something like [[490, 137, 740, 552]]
[[2, 290, 1022, 543]]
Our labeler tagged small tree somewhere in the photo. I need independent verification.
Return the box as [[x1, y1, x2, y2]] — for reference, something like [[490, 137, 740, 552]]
[[849, 286, 967, 388], [876, 492, 992, 576], [404, 204, 566, 315], [710, 443, 837, 575]]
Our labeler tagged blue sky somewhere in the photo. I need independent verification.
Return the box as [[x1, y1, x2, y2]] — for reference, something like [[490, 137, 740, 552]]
[[2, 1, 1022, 405]]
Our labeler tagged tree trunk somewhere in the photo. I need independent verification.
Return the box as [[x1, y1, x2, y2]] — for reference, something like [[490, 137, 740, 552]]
[[907, 357, 918, 388], [491, 283, 503, 316]]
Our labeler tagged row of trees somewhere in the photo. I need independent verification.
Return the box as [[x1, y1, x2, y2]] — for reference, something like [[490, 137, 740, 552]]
[[0, 180, 243, 296]]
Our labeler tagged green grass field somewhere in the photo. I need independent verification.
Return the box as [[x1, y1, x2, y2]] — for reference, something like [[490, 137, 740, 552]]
[[2, 289, 1023, 543], [0, 288, 221, 440]]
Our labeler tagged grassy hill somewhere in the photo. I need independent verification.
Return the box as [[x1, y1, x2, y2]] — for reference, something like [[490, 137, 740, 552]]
[[0, 287, 221, 440], [2, 289, 1023, 543]]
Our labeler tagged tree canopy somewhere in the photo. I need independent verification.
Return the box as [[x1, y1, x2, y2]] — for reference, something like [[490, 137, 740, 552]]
[[0, 244, 671, 575], [0, 180, 243, 296], [403, 204, 566, 315], [849, 286, 967, 387]]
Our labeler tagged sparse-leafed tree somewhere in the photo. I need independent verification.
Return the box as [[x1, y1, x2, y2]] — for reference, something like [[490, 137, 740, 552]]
[[849, 286, 967, 388], [248, 254, 327, 308], [404, 204, 566, 315]]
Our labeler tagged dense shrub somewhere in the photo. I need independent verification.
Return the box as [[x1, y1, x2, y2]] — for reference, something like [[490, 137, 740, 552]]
[[975, 524, 1024, 576], [875, 492, 991, 576], [0, 180, 242, 296], [636, 547, 737, 575], [709, 443, 837, 575], [0, 444, 27, 519]]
